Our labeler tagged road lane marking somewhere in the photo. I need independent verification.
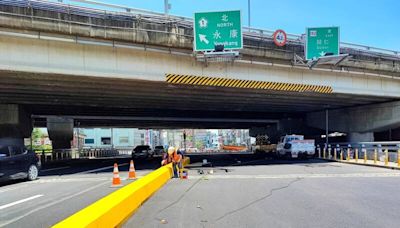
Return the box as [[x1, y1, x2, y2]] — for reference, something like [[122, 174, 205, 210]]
[[73, 163, 129, 175], [0, 181, 109, 227], [31, 176, 140, 183], [0, 194, 43, 210], [0, 185, 28, 194], [40, 166, 70, 172], [188, 172, 400, 179]]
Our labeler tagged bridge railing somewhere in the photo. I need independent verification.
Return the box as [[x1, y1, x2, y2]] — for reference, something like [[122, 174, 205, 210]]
[[317, 142, 400, 166], [0, 0, 399, 58]]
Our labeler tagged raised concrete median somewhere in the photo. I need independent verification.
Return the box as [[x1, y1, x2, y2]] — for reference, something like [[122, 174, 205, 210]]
[[52, 157, 190, 227]]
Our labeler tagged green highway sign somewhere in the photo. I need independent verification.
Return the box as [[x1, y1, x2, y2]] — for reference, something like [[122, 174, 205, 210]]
[[194, 10, 242, 51], [305, 27, 340, 60]]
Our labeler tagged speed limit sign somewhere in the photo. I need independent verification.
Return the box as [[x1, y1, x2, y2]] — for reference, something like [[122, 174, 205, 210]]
[[273, 29, 287, 47]]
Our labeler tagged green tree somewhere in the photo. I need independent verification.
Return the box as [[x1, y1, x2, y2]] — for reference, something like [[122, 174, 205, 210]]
[[28, 128, 52, 151]]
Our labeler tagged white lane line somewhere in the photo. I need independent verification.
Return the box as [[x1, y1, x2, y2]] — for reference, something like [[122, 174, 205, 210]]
[[0, 181, 109, 227], [0, 185, 28, 194], [73, 163, 129, 175], [0, 194, 43, 210], [32, 175, 145, 183], [188, 172, 400, 179], [40, 166, 70, 172]]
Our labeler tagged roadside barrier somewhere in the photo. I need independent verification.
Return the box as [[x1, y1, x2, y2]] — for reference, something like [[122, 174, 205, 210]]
[[355, 148, 358, 162], [346, 148, 350, 161], [363, 148, 367, 164], [385, 149, 389, 166], [398, 149, 400, 168], [333, 148, 337, 160], [319, 142, 400, 169], [111, 163, 122, 187], [128, 160, 136, 180], [182, 157, 190, 167], [53, 164, 174, 228], [53, 157, 191, 227]]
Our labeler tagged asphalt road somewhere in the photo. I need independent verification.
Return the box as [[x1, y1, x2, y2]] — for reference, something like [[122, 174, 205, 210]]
[[0, 157, 160, 228], [125, 156, 400, 228]]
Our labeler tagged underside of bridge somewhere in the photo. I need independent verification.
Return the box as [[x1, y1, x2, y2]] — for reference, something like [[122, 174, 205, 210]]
[[0, 70, 395, 127], [0, 1, 399, 148], [1, 70, 399, 147]]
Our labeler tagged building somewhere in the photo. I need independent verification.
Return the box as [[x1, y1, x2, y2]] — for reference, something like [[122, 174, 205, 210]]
[[82, 128, 159, 149]]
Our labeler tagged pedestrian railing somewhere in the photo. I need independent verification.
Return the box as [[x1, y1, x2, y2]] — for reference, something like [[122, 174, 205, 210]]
[[317, 142, 400, 168]]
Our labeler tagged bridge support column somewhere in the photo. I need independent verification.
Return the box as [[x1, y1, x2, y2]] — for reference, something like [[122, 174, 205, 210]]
[[47, 117, 73, 150], [0, 104, 32, 147], [347, 132, 374, 142]]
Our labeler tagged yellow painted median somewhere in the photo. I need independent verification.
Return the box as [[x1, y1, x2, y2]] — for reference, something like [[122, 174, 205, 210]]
[[53, 157, 190, 228], [53, 164, 173, 228]]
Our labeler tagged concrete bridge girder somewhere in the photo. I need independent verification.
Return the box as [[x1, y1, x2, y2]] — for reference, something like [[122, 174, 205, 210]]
[[47, 117, 74, 150], [0, 3, 399, 75], [0, 104, 32, 147], [0, 36, 399, 99], [307, 101, 400, 136]]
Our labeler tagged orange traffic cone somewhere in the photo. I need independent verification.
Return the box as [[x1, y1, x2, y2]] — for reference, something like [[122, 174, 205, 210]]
[[128, 160, 136, 180], [111, 163, 122, 187]]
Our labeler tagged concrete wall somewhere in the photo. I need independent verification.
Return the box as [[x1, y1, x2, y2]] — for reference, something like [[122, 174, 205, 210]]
[[0, 36, 399, 98]]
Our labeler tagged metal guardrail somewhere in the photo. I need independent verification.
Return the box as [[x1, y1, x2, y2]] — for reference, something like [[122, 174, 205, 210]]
[[317, 142, 400, 165], [0, 0, 399, 58]]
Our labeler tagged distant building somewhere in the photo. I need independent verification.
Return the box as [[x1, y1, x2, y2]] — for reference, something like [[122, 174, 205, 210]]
[[81, 128, 159, 149]]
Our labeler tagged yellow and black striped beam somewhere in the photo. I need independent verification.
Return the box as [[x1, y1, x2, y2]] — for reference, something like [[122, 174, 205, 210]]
[[165, 74, 333, 94]]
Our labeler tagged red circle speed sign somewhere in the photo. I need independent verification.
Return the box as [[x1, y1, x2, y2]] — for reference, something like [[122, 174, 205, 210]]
[[273, 29, 287, 47]]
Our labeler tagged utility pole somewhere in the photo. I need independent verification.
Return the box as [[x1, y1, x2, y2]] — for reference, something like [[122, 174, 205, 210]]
[[164, 0, 170, 16], [111, 128, 114, 149], [325, 109, 329, 147], [248, 0, 251, 29]]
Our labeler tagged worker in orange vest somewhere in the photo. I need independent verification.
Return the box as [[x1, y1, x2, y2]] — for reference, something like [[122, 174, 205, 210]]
[[161, 146, 182, 178]]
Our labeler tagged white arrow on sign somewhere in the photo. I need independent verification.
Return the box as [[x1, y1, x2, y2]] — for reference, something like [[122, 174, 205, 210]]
[[199, 34, 209, 44], [319, 51, 326, 56]]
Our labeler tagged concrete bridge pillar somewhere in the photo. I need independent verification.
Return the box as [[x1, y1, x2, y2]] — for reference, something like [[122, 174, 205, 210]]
[[0, 104, 32, 147], [347, 132, 374, 142], [47, 117, 73, 150]]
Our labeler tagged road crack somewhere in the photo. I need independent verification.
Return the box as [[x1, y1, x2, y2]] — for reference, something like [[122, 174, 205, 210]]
[[213, 177, 303, 223]]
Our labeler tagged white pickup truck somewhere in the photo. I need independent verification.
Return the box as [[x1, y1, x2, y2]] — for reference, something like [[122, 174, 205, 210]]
[[276, 135, 315, 158]]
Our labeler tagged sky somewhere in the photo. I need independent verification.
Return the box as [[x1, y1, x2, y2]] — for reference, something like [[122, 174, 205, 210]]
[[63, 0, 400, 51]]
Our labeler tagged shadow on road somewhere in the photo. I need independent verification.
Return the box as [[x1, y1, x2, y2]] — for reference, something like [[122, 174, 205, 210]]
[[187, 154, 334, 168], [1, 154, 333, 187], [38, 157, 162, 176]]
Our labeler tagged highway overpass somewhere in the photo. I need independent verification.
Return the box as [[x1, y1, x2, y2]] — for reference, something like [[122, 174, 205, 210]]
[[0, 0, 399, 148]]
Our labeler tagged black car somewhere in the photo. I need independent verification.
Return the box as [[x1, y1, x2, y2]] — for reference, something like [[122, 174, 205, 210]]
[[153, 146, 165, 157], [0, 145, 41, 181], [132, 145, 152, 159]]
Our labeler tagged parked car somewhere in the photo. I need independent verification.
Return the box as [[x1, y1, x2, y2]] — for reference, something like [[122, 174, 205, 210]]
[[132, 145, 152, 159], [153, 146, 165, 157], [0, 145, 41, 181]]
